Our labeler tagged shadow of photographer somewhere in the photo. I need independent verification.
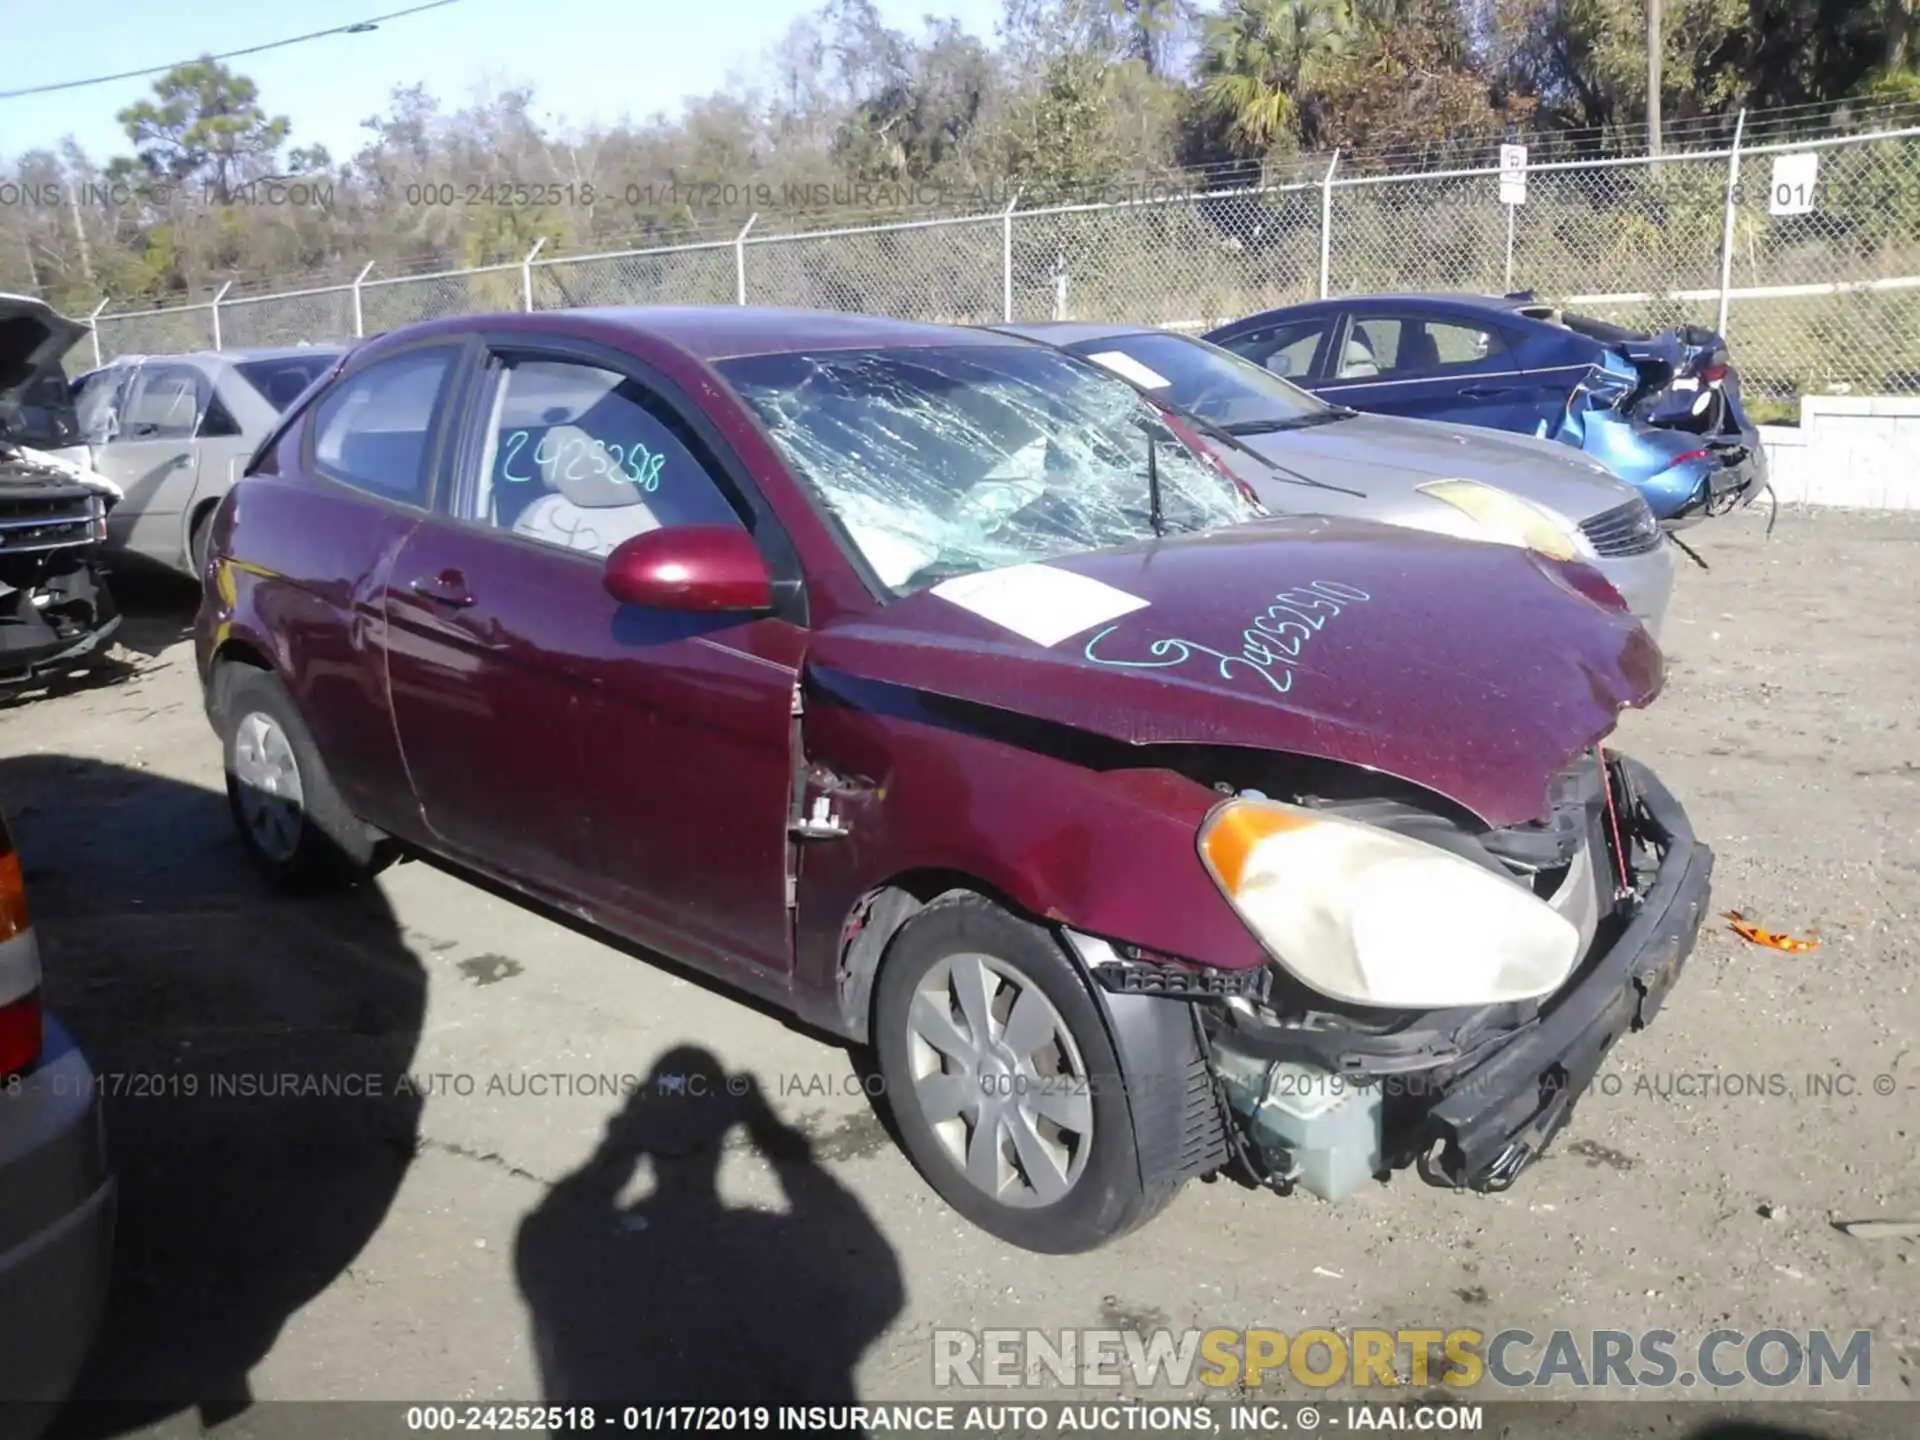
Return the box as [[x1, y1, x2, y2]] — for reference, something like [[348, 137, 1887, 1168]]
[[515, 1045, 904, 1407]]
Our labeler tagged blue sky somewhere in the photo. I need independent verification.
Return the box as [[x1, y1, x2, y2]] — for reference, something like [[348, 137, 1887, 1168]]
[[0, 0, 1006, 164]]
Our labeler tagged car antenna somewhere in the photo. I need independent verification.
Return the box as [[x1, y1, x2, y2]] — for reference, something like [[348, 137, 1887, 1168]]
[[1146, 425, 1167, 536]]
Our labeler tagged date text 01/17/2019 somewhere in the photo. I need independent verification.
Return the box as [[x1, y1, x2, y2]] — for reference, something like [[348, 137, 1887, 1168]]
[[400, 1402, 1484, 1433]]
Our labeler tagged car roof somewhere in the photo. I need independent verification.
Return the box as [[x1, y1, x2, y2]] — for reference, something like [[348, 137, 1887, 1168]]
[[219, 344, 349, 361], [1348, 292, 1526, 310], [560, 306, 1024, 361], [93, 344, 345, 370], [1235, 292, 1545, 316], [987, 321, 1170, 347]]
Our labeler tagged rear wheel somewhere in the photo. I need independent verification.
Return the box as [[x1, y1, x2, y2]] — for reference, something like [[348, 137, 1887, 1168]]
[[873, 894, 1180, 1253], [219, 668, 392, 893]]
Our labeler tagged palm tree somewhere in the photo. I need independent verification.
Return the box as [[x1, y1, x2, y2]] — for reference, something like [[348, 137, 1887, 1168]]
[[1198, 0, 1352, 152]]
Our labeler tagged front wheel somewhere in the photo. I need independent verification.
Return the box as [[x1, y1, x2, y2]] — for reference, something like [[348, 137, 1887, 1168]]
[[220, 668, 392, 894], [872, 894, 1181, 1253]]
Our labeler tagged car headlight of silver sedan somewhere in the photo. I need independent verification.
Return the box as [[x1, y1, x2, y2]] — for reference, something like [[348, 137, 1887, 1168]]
[[1417, 478, 1590, 564], [1197, 797, 1582, 1009]]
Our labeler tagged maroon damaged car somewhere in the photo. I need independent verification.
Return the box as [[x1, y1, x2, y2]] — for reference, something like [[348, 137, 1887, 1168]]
[[194, 306, 1713, 1253]]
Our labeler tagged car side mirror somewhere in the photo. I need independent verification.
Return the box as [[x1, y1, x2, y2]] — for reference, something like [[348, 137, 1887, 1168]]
[[602, 525, 774, 614]]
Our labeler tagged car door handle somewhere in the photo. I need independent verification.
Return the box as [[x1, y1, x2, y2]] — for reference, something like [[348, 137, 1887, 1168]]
[[1459, 385, 1513, 399], [408, 571, 476, 608]]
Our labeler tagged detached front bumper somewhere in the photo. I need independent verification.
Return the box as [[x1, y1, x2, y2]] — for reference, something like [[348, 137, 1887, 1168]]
[[0, 551, 122, 689], [1416, 758, 1712, 1189], [0, 611, 122, 689]]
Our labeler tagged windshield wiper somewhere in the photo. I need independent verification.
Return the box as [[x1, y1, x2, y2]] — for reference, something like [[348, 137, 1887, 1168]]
[[1169, 407, 1367, 499], [1225, 410, 1353, 434], [1143, 422, 1167, 536]]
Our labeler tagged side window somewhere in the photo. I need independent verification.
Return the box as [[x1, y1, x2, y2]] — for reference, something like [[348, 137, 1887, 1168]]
[[1343, 316, 1508, 380], [310, 348, 458, 506], [199, 391, 242, 438], [120, 363, 206, 439], [1214, 319, 1331, 381], [465, 357, 744, 559], [72, 365, 131, 445]]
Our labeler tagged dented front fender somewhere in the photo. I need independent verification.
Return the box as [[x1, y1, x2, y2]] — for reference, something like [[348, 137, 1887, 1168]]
[[789, 666, 1268, 1039]]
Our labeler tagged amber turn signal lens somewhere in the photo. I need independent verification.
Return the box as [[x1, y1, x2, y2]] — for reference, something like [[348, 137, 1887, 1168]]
[[1199, 803, 1315, 895]]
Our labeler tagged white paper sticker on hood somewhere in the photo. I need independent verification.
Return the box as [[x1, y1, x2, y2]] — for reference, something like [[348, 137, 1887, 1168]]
[[932, 563, 1150, 647], [1084, 350, 1172, 391]]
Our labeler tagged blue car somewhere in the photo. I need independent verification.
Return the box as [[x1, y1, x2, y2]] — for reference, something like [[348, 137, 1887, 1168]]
[[1204, 293, 1767, 528]]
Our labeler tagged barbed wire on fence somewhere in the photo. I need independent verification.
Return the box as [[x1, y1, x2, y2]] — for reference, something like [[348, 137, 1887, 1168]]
[[83, 111, 1920, 409]]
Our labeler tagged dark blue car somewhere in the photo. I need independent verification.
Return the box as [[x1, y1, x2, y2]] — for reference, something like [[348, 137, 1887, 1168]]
[[1204, 293, 1767, 527]]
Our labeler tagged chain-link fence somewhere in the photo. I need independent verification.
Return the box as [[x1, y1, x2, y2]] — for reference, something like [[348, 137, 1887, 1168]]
[[89, 120, 1920, 411]]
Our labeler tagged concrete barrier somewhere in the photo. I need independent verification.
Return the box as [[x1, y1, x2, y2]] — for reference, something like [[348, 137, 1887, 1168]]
[[1761, 396, 1920, 511]]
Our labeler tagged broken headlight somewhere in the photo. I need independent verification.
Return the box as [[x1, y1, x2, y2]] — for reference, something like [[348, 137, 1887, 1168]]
[[1196, 798, 1581, 1009]]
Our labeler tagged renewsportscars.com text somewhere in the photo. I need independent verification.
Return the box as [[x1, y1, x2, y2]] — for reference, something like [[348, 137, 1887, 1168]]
[[932, 1327, 1873, 1390]]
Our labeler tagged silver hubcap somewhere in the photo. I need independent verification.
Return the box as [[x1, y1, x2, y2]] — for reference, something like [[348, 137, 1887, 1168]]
[[907, 952, 1093, 1208], [232, 710, 305, 862]]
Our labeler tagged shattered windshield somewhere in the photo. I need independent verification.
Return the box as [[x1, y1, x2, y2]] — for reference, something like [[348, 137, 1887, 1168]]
[[717, 344, 1260, 597], [1064, 332, 1332, 434]]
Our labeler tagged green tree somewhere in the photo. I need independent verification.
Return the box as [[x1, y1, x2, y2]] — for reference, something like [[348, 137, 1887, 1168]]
[[832, 18, 997, 184], [115, 57, 292, 200], [1197, 0, 1351, 154], [1306, 2, 1535, 155], [1116, 0, 1198, 76]]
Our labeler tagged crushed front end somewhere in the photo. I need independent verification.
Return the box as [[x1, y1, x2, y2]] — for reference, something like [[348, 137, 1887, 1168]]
[[1195, 751, 1712, 1199], [0, 451, 120, 689]]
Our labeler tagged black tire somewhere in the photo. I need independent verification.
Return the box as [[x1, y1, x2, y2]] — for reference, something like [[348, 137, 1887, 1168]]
[[872, 894, 1181, 1253], [217, 667, 392, 894], [188, 505, 214, 581]]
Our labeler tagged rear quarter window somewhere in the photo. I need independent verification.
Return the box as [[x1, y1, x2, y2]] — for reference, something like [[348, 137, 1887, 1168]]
[[236, 353, 346, 413]]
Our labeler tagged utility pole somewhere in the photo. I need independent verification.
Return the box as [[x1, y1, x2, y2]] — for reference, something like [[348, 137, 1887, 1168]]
[[1647, 0, 1664, 156], [67, 177, 94, 288]]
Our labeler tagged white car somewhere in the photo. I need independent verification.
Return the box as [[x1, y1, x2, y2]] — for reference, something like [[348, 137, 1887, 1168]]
[[55, 342, 344, 578]]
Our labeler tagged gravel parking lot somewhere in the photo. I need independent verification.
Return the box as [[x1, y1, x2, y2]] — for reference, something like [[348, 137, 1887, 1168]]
[[4, 506, 1917, 1438]]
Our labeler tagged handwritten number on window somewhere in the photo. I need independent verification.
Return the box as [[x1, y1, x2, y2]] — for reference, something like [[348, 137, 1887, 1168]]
[[501, 429, 534, 484], [499, 428, 664, 492]]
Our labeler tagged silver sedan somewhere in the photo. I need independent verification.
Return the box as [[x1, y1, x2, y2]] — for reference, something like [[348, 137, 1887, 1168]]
[[990, 323, 1678, 639], [54, 345, 344, 579]]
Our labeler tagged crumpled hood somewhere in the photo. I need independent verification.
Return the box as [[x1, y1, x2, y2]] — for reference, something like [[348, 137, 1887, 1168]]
[[0, 442, 121, 501], [1238, 412, 1634, 522], [806, 515, 1663, 827], [0, 292, 88, 413]]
